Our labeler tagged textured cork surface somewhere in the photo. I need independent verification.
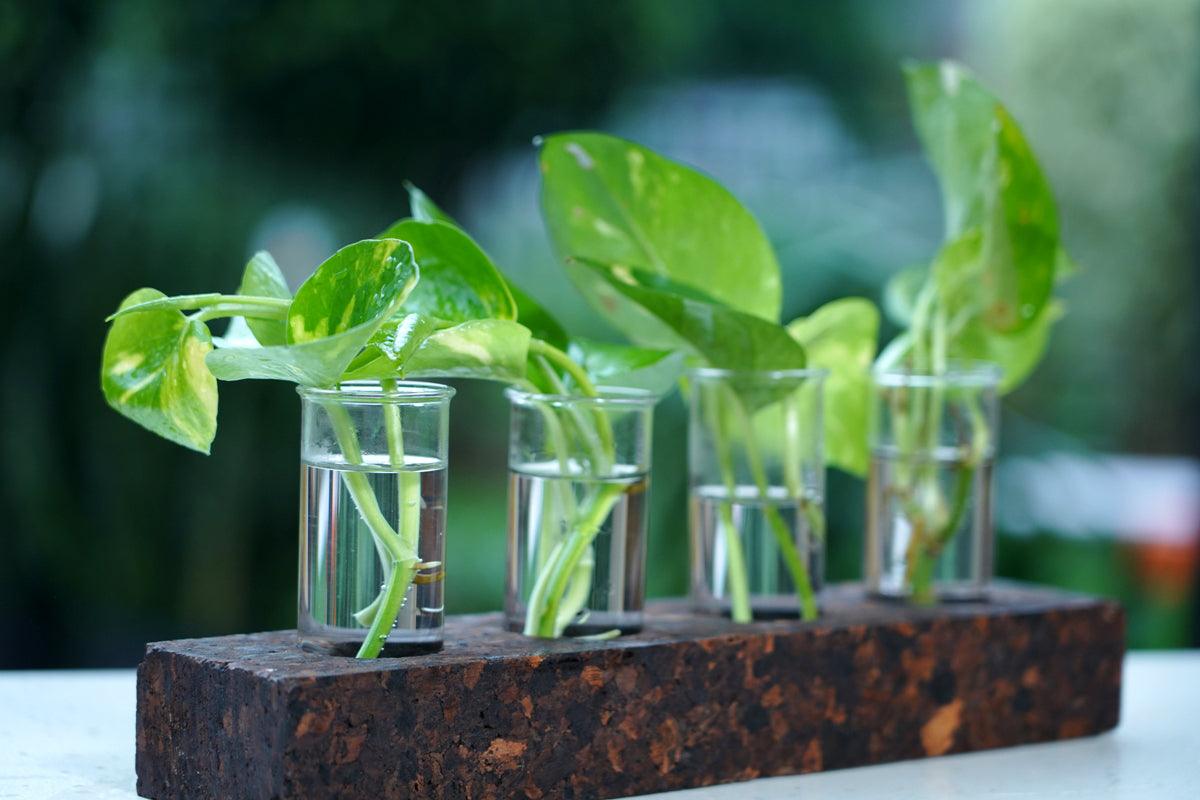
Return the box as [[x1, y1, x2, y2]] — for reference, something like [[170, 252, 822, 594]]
[[136, 583, 1124, 800]]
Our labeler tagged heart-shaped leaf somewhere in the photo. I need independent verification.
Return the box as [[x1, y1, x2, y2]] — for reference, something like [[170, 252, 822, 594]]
[[101, 288, 218, 453], [376, 219, 516, 322], [208, 239, 418, 386], [574, 258, 804, 372], [787, 298, 879, 476], [953, 301, 1063, 393], [405, 181, 455, 225], [539, 132, 782, 331], [567, 338, 683, 395], [235, 251, 291, 346], [403, 319, 531, 383], [345, 314, 531, 384], [509, 281, 569, 350], [401, 183, 568, 349], [904, 61, 1061, 334]]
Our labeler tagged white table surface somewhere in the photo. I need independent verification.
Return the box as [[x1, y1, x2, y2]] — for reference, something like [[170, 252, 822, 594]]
[[1, 652, 1196, 800]]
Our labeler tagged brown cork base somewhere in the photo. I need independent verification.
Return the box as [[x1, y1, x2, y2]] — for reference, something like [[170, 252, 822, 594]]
[[135, 582, 1124, 800]]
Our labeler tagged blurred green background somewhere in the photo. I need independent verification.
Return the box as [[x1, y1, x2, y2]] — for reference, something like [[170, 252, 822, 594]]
[[3, 0, 1197, 667]]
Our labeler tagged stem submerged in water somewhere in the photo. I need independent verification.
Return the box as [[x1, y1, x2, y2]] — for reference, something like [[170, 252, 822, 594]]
[[727, 386, 819, 621], [324, 399, 421, 659], [518, 340, 630, 639]]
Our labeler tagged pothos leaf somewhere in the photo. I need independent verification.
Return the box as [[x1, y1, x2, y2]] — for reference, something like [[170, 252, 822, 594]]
[[403, 319, 531, 383], [101, 288, 218, 454], [207, 239, 418, 386], [904, 60, 1061, 334], [539, 132, 782, 329], [567, 338, 684, 395], [344, 314, 531, 384], [235, 251, 291, 346], [574, 258, 804, 372], [405, 181, 456, 225], [953, 300, 1063, 393], [376, 219, 516, 322], [509, 281, 569, 351], [787, 298, 880, 477], [401, 182, 569, 349], [883, 265, 927, 328]]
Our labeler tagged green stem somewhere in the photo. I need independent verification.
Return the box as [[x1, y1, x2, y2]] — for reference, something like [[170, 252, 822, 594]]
[[526, 483, 625, 637], [719, 502, 752, 622], [703, 381, 752, 623], [353, 378, 422, 627], [528, 338, 615, 458], [517, 345, 626, 639], [729, 389, 818, 621], [909, 460, 974, 605], [324, 402, 419, 658], [108, 293, 290, 321]]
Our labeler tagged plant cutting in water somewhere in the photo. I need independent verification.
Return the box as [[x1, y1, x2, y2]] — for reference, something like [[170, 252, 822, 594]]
[[870, 60, 1077, 603], [101, 182, 679, 647], [537, 131, 879, 622], [101, 240, 432, 658], [378, 190, 679, 639]]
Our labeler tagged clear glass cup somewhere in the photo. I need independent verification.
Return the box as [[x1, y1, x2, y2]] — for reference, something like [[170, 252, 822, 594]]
[[865, 361, 1000, 603], [505, 386, 657, 638], [687, 368, 827, 621], [298, 380, 454, 657]]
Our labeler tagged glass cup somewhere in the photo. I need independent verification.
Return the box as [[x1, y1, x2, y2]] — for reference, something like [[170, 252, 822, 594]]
[[298, 380, 453, 657], [505, 387, 657, 638], [687, 368, 827, 621], [865, 362, 1000, 603]]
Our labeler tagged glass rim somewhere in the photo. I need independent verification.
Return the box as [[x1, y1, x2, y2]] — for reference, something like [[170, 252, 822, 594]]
[[296, 379, 455, 403], [872, 360, 1003, 388], [504, 384, 660, 408], [687, 366, 829, 381]]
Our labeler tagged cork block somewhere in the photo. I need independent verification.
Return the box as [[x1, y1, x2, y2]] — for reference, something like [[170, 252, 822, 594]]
[[136, 583, 1124, 799]]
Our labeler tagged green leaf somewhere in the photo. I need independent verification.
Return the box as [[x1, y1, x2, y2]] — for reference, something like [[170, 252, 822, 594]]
[[977, 105, 1059, 330], [787, 298, 880, 477], [403, 319, 531, 383], [539, 132, 782, 329], [509, 281, 569, 351], [883, 265, 927, 328], [567, 338, 684, 395], [350, 313, 442, 375], [932, 227, 986, 320], [401, 183, 568, 348], [953, 300, 1063, 394], [904, 61, 998, 238], [208, 239, 418, 385], [345, 314, 531, 384], [575, 258, 804, 372], [406, 181, 457, 225], [236, 251, 291, 346], [376, 219, 516, 322], [101, 288, 218, 454], [904, 61, 1061, 333]]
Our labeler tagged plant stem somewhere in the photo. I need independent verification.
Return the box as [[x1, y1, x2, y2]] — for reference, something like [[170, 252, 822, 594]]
[[528, 338, 615, 458], [702, 381, 752, 623], [108, 293, 290, 321], [728, 387, 818, 621], [323, 402, 419, 658], [908, 460, 974, 605], [719, 503, 752, 621], [526, 483, 625, 637], [516, 348, 626, 638]]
